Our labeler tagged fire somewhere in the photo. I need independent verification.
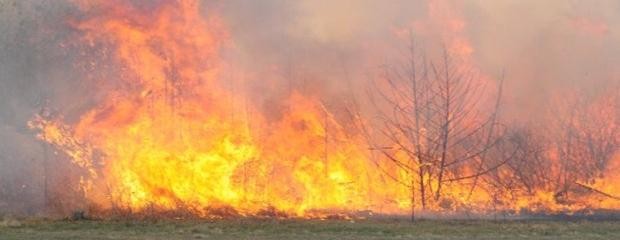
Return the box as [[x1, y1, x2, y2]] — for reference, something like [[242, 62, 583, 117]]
[[30, 0, 406, 217], [28, 0, 619, 218]]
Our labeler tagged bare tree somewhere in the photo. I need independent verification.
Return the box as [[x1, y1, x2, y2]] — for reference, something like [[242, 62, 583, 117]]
[[547, 88, 619, 203], [364, 41, 508, 219]]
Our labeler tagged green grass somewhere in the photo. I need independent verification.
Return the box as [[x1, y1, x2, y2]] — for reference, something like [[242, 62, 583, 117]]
[[1, 218, 619, 239]]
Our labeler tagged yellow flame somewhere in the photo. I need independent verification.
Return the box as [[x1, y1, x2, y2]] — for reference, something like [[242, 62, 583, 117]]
[[29, 0, 619, 217]]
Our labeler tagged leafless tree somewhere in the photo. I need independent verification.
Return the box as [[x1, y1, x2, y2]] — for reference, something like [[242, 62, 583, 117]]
[[363, 41, 509, 219], [547, 88, 619, 202]]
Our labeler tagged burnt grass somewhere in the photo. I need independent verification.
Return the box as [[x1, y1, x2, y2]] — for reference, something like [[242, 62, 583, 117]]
[[1, 218, 620, 240]]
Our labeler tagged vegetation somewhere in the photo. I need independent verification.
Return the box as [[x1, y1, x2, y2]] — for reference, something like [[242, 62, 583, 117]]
[[1, 219, 620, 240]]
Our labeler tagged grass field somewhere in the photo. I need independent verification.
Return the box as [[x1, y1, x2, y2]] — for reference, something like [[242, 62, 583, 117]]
[[1, 218, 620, 240]]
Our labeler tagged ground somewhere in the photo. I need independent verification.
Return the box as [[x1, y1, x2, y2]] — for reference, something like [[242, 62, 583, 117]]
[[1, 218, 620, 240]]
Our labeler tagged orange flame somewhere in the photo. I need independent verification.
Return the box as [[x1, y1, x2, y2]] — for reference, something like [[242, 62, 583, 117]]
[[29, 0, 619, 218], [31, 0, 408, 217]]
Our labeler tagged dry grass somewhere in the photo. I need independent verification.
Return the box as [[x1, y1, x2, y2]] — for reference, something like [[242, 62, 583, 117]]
[[0, 218, 619, 240]]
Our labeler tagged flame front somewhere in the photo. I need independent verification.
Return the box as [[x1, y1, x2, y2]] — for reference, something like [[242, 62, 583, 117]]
[[29, 0, 619, 218], [30, 0, 406, 217]]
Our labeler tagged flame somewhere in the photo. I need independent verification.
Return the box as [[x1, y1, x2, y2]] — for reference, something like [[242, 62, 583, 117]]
[[29, 0, 619, 218], [30, 0, 407, 217]]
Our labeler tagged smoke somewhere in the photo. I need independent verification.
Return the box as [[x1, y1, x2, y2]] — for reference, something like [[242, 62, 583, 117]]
[[0, 0, 619, 215], [215, 0, 620, 120], [465, 0, 620, 118], [0, 0, 73, 214]]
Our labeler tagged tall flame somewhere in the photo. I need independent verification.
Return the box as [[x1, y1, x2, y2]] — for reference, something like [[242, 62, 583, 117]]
[[30, 0, 407, 217], [29, 0, 619, 217]]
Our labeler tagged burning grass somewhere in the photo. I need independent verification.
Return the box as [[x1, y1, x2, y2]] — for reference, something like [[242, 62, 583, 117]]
[[1, 218, 620, 240], [4, 0, 612, 220], [23, 0, 619, 219]]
